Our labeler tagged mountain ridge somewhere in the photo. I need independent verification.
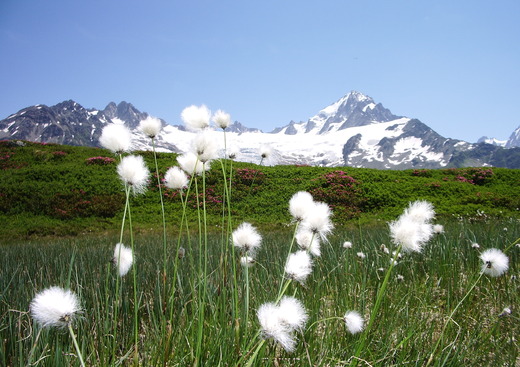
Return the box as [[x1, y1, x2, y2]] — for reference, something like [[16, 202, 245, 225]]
[[2, 91, 520, 169]]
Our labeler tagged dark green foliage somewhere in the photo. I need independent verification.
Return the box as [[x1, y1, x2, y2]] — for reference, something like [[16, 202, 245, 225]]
[[0, 140, 519, 239]]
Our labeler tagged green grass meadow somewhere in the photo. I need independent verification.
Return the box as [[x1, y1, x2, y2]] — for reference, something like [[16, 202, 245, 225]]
[[0, 140, 519, 366]]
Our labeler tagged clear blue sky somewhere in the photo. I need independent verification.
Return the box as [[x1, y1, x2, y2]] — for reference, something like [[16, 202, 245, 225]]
[[1, 0, 519, 142]]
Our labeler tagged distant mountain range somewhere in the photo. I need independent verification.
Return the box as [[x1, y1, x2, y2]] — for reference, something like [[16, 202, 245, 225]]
[[1, 91, 520, 169]]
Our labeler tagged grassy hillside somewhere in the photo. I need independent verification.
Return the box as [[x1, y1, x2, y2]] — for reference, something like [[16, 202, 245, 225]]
[[1, 140, 520, 240]]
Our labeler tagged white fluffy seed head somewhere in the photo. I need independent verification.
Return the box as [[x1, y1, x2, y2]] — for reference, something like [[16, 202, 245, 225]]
[[285, 250, 313, 284], [404, 200, 435, 224], [295, 228, 321, 257], [289, 191, 315, 222], [213, 109, 231, 129], [278, 296, 308, 331], [300, 201, 333, 242], [232, 222, 262, 253], [389, 215, 433, 253], [343, 241, 353, 249], [433, 224, 444, 234], [164, 166, 189, 190], [259, 145, 272, 159], [181, 105, 211, 130], [117, 155, 150, 194], [30, 286, 81, 328], [344, 310, 364, 335], [99, 123, 133, 154], [480, 248, 509, 277], [240, 255, 255, 267], [257, 302, 295, 352], [191, 131, 219, 163], [177, 152, 209, 176], [139, 116, 162, 139], [113, 243, 133, 277]]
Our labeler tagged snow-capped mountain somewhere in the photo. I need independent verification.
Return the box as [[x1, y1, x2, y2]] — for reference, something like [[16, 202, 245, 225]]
[[477, 136, 507, 147], [2, 92, 519, 169], [505, 125, 520, 148]]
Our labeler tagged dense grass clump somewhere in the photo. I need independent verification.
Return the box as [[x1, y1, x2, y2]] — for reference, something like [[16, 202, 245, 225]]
[[0, 220, 518, 366]]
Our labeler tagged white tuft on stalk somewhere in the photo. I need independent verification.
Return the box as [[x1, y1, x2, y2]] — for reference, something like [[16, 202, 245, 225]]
[[344, 310, 364, 335], [278, 296, 308, 331], [213, 109, 231, 129], [191, 131, 219, 163], [30, 286, 81, 328], [181, 105, 211, 130], [289, 191, 315, 222], [480, 248, 509, 277], [164, 166, 189, 190], [113, 243, 133, 277], [240, 256, 255, 267], [284, 250, 313, 284], [404, 200, 435, 224], [232, 222, 262, 254], [389, 215, 434, 253], [177, 152, 209, 176], [139, 116, 162, 139], [99, 123, 132, 154], [300, 201, 334, 242], [117, 155, 150, 194], [433, 224, 444, 234], [295, 228, 321, 257], [257, 302, 295, 352]]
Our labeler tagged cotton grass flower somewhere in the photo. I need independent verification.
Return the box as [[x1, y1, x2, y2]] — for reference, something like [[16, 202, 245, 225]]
[[117, 155, 150, 194], [191, 131, 219, 163], [471, 242, 480, 249], [99, 123, 132, 154], [278, 296, 308, 331], [480, 248, 509, 277], [433, 224, 444, 234], [404, 200, 435, 223], [177, 152, 208, 176], [257, 302, 295, 352], [232, 222, 262, 254], [289, 191, 315, 222], [285, 250, 313, 284], [181, 105, 211, 130], [344, 310, 364, 335], [295, 228, 321, 257], [213, 109, 231, 129], [356, 252, 366, 259], [240, 255, 255, 267], [259, 145, 272, 160], [113, 243, 133, 277], [343, 241, 353, 249], [300, 201, 333, 242], [164, 166, 189, 190], [389, 215, 433, 253], [139, 116, 162, 139], [30, 286, 81, 328]]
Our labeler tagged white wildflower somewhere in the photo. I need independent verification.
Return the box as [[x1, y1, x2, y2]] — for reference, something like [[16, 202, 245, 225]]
[[397, 274, 405, 281], [99, 123, 132, 154], [177, 152, 209, 176], [257, 302, 295, 352], [300, 201, 333, 242], [139, 116, 162, 139], [285, 251, 313, 284], [278, 296, 308, 331], [433, 224, 444, 234], [240, 256, 255, 267], [191, 131, 219, 163], [30, 287, 81, 328], [295, 228, 321, 257], [344, 310, 364, 335], [232, 222, 262, 254], [480, 248, 509, 277], [289, 191, 314, 222], [113, 243, 133, 277], [389, 215, 433, 253], [471, 242, 480, 249], [181, 104, 211, 130], [343, 241, 353, 249], [404, 200, 435, 223], [164, 166, 189, 190], [117, 155, 150, 194], [213, 109, 231, 129], [356, 252, 365, 259]]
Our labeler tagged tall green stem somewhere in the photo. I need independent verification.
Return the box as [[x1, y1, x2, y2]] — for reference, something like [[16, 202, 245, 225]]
[[68, 323, 86, 367]]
